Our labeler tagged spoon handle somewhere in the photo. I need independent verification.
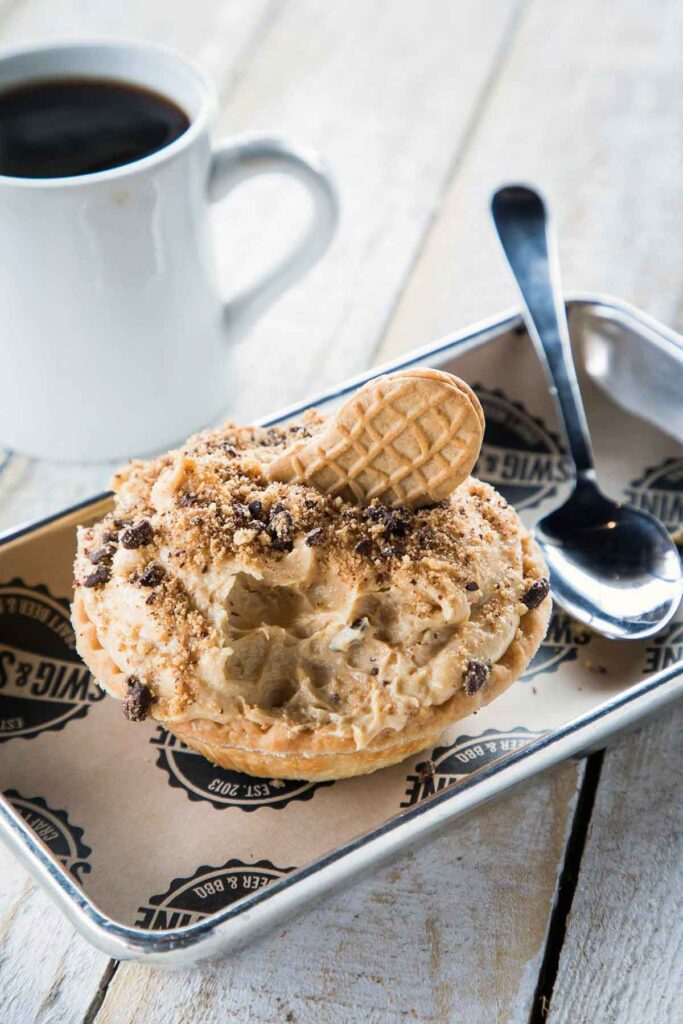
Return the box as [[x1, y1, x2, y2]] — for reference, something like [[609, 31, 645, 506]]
[[491, 185, 594, 479]]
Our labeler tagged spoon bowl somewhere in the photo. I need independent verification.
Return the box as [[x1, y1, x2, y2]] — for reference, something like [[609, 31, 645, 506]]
[[537, 480, 682, 639], [491, 185, 682, 640]]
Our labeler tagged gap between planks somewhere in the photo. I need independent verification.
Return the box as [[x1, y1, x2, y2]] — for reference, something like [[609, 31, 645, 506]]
[[83, 961, 120, 1024], [528, 751, 605, 1024], [81, 761, 585, 1024]]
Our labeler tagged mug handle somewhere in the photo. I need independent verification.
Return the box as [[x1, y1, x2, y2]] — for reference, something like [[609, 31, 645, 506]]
[[208, 134, 338, 334]]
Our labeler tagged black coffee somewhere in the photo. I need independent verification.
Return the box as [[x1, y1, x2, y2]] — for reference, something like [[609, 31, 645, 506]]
[[0, 77, 190, 178]]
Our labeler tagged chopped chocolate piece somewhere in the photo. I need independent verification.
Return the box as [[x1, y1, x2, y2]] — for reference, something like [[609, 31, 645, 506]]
[[465, 581, 479, 592], [89, 546, 114, 565], [102, 530, 118, 544], [267, 506, 294, 552], [419, 760, 435, 784], [137, 562, 165, 587], [179, 492, 196, 507], [223, 445, 239, 457], [305, 527, 324, 547], [120, 520, 153, 549], [122, 676, 153, 722], [83, 565, 111, 588], [355, 538, 372, 556], [382, 679, 391, 687], [264, 427, 288, 447], [145, 593, 157, 605], [233, 502, 251, 521], [370, 667, 379, 676], [521, 577, 550, 609], [463, 658, 492, 696], [248, 499, 265, 521], [382, 507, 413, 538], [270, 538, 294, 554], [364, 504, 413, 537], [329, 693, 340, 704]]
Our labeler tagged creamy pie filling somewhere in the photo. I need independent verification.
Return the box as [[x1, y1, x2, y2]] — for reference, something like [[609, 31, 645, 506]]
[[74, 415, 533, 749]]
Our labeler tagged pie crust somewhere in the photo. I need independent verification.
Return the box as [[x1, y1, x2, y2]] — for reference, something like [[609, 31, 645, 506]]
[[73, 532, 550, 781]]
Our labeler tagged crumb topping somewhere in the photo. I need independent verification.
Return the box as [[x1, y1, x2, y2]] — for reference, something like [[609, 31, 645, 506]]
[[74, 411, 549, 747]]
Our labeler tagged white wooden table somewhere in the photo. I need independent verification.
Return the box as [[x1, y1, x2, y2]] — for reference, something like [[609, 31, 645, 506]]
[[0, 3, 681, 1022]]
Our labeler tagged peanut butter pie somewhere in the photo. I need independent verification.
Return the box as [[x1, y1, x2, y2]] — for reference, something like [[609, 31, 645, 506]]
[[72, 370, 551, 780]]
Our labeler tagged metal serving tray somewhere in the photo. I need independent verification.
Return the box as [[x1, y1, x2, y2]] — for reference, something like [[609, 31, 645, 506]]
[[0, 294, 681, 966]]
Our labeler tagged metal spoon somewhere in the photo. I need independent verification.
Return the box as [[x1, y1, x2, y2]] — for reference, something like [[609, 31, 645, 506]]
[[491, 184, 682, 639]]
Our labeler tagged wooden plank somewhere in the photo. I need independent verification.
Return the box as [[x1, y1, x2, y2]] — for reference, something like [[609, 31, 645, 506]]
[[377, 0, 683, 362], [0, 842, 110, 1023], [0, 0, 276, 88], [0, 0, 522, 530], [546, 707, 683, 1024], [208, 0, 526, 415], [96, 763, 581, 1024]]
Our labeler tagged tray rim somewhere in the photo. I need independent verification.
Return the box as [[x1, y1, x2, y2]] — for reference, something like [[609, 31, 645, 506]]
[[0, 290, 681, 965]]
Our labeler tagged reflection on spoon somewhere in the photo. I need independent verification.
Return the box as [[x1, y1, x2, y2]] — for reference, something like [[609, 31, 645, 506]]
[[491, 184, 682, 639]]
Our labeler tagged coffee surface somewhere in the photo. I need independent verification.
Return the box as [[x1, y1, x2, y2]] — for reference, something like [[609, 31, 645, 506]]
[[0, 77, 190, 178]]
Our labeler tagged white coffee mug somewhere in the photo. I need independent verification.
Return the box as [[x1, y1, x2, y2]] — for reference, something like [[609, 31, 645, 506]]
[[0, 40, 338, 461]]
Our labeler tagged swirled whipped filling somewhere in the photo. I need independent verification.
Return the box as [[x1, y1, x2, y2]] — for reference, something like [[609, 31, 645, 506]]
[[74, 414, 536, 748]]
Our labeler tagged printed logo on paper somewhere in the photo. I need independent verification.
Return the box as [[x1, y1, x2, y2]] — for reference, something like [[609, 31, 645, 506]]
[[0, 580, 104, 741], [135, 858, 293, 930], [624, 457, 683, 534], [400, 728, 543, 807], [4, 788, 92, 881], [151, 726, 334, 811], [473, 387, 572, 510], [642, 620, 683, 675], [522, 609, 592, 680]]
